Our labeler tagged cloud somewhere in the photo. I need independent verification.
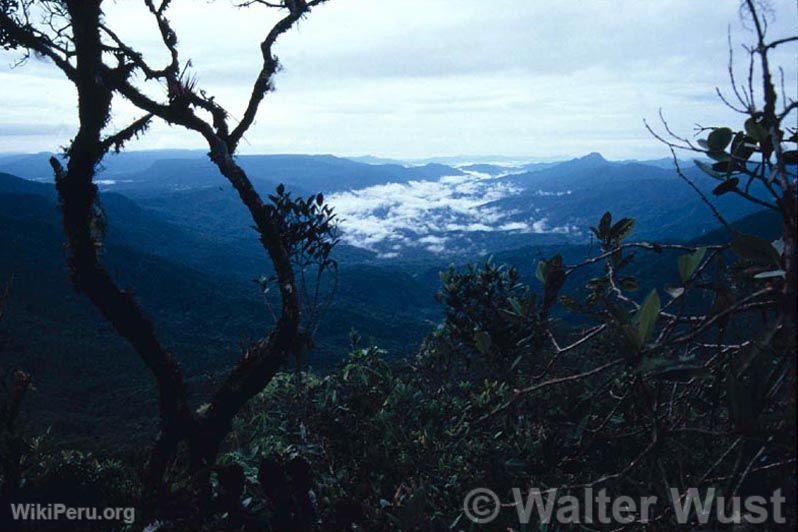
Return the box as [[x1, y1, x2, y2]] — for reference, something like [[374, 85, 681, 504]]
[[498, 222, 530, 232], [0, 123, 73, 136], [0, 1, 795, 158], [537, 189, 570, 197], [418, 235, 449, 245], [328, 171, 573, 254]]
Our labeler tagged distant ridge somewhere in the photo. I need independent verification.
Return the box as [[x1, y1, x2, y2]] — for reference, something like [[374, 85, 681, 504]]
[[0, 153, 463, 194]]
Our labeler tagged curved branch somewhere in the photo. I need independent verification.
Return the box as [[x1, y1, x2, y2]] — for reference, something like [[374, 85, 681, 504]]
[[227, 0, 328, 150], [0, 8, 77, 80], [46, 1, 193, 494]]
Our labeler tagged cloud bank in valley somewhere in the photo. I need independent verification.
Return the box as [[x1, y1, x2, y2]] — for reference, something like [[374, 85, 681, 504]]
[[328, 170, 574, 256]]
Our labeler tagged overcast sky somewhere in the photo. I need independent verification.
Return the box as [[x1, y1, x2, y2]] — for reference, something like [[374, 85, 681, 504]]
[[0, 0, 795, 159]]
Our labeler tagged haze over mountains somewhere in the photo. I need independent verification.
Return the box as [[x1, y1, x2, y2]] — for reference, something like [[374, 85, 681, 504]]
[[0, 150, 763, 259], [0, 150, 775, 444]]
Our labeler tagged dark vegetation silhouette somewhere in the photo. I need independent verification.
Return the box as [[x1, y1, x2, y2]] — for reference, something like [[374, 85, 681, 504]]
[[0, 0, 796, 530], [1, 0, 338, 524], [0, 277, 31, 502]]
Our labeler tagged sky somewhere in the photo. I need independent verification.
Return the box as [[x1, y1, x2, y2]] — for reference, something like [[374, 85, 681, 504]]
[[0, 0, 796, 160]]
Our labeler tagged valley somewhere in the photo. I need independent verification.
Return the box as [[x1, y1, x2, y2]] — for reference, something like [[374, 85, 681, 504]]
[[0, 151, 776, 446]]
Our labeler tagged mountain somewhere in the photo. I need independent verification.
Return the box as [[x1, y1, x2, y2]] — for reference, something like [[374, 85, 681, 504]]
[[491, 154, 766, 242], [93, 155, 462, 196], [521, 160, 566, 173], [0, 152, 464, 195], [1, 152, 769, 262], [0, 146, 783, 448], [0, 150, 204, 182], [400, 155, 559, 166], [483, 207, 781, 316], [458, 163, 523, 175], [311, 152, 767, 260], [619, 157, 694, 169], [345, 155, 407, 165], [503, 152, 624, 189], [0, 171, 58, 197], [0, 173, 438, 446], [0, 172, 281, 280]]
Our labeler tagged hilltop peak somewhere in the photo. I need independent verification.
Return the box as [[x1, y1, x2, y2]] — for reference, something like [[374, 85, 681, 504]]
[[577, 152, 607, 162], [554, 151, 609, 170]]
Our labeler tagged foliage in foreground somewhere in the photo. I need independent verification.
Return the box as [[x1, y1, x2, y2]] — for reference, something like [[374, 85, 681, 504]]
[[1, 203, 796, 530], [213, 229, 794, 529]]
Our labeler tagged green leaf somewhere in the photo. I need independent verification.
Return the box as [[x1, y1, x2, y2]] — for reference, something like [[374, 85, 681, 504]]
[[753, 269, 785, 279], [619, 277, 639, 291], [707, 150, 731, 162], [744, 117, 768, 142], [504, 458, 527, 470], [712, 177, 739, 195], [771, 238, 785, 255], [535, 260, 546, 283], [677, 247, 707, 283], [665, 285, 685, 299], [731, 231, 781, 266], [638, 356, 674, 373], [559, 294, 581, 312], [507, 297, 523, 316], [706, 127, 733, 151], [709, 287, 735, 330], [652, 364, 710, 382], [586, 277, 607, 290], [474, 331, 491, 354], [609, 218, 635, 242], [542, 255, 565, 309], [694, 159, 724, 179], [711, 161, 737, 173], [598, 211, 612, 239], [730, 132, 756, 161], [734, 321, 780, 378], [633, 289, 660, 345]]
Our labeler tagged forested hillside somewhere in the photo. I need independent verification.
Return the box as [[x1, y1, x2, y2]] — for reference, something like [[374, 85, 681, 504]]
[[0, 159, 780, 448]]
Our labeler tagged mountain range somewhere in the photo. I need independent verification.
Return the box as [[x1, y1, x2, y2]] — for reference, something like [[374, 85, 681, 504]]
[[0, 150, 777, 447]]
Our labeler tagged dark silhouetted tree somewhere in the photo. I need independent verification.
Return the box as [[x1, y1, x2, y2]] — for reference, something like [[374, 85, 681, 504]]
[[1, 0, 335, 523]]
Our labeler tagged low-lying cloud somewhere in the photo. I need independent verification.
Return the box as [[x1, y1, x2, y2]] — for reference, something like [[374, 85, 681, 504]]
[[328, 170, 574, 255]]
